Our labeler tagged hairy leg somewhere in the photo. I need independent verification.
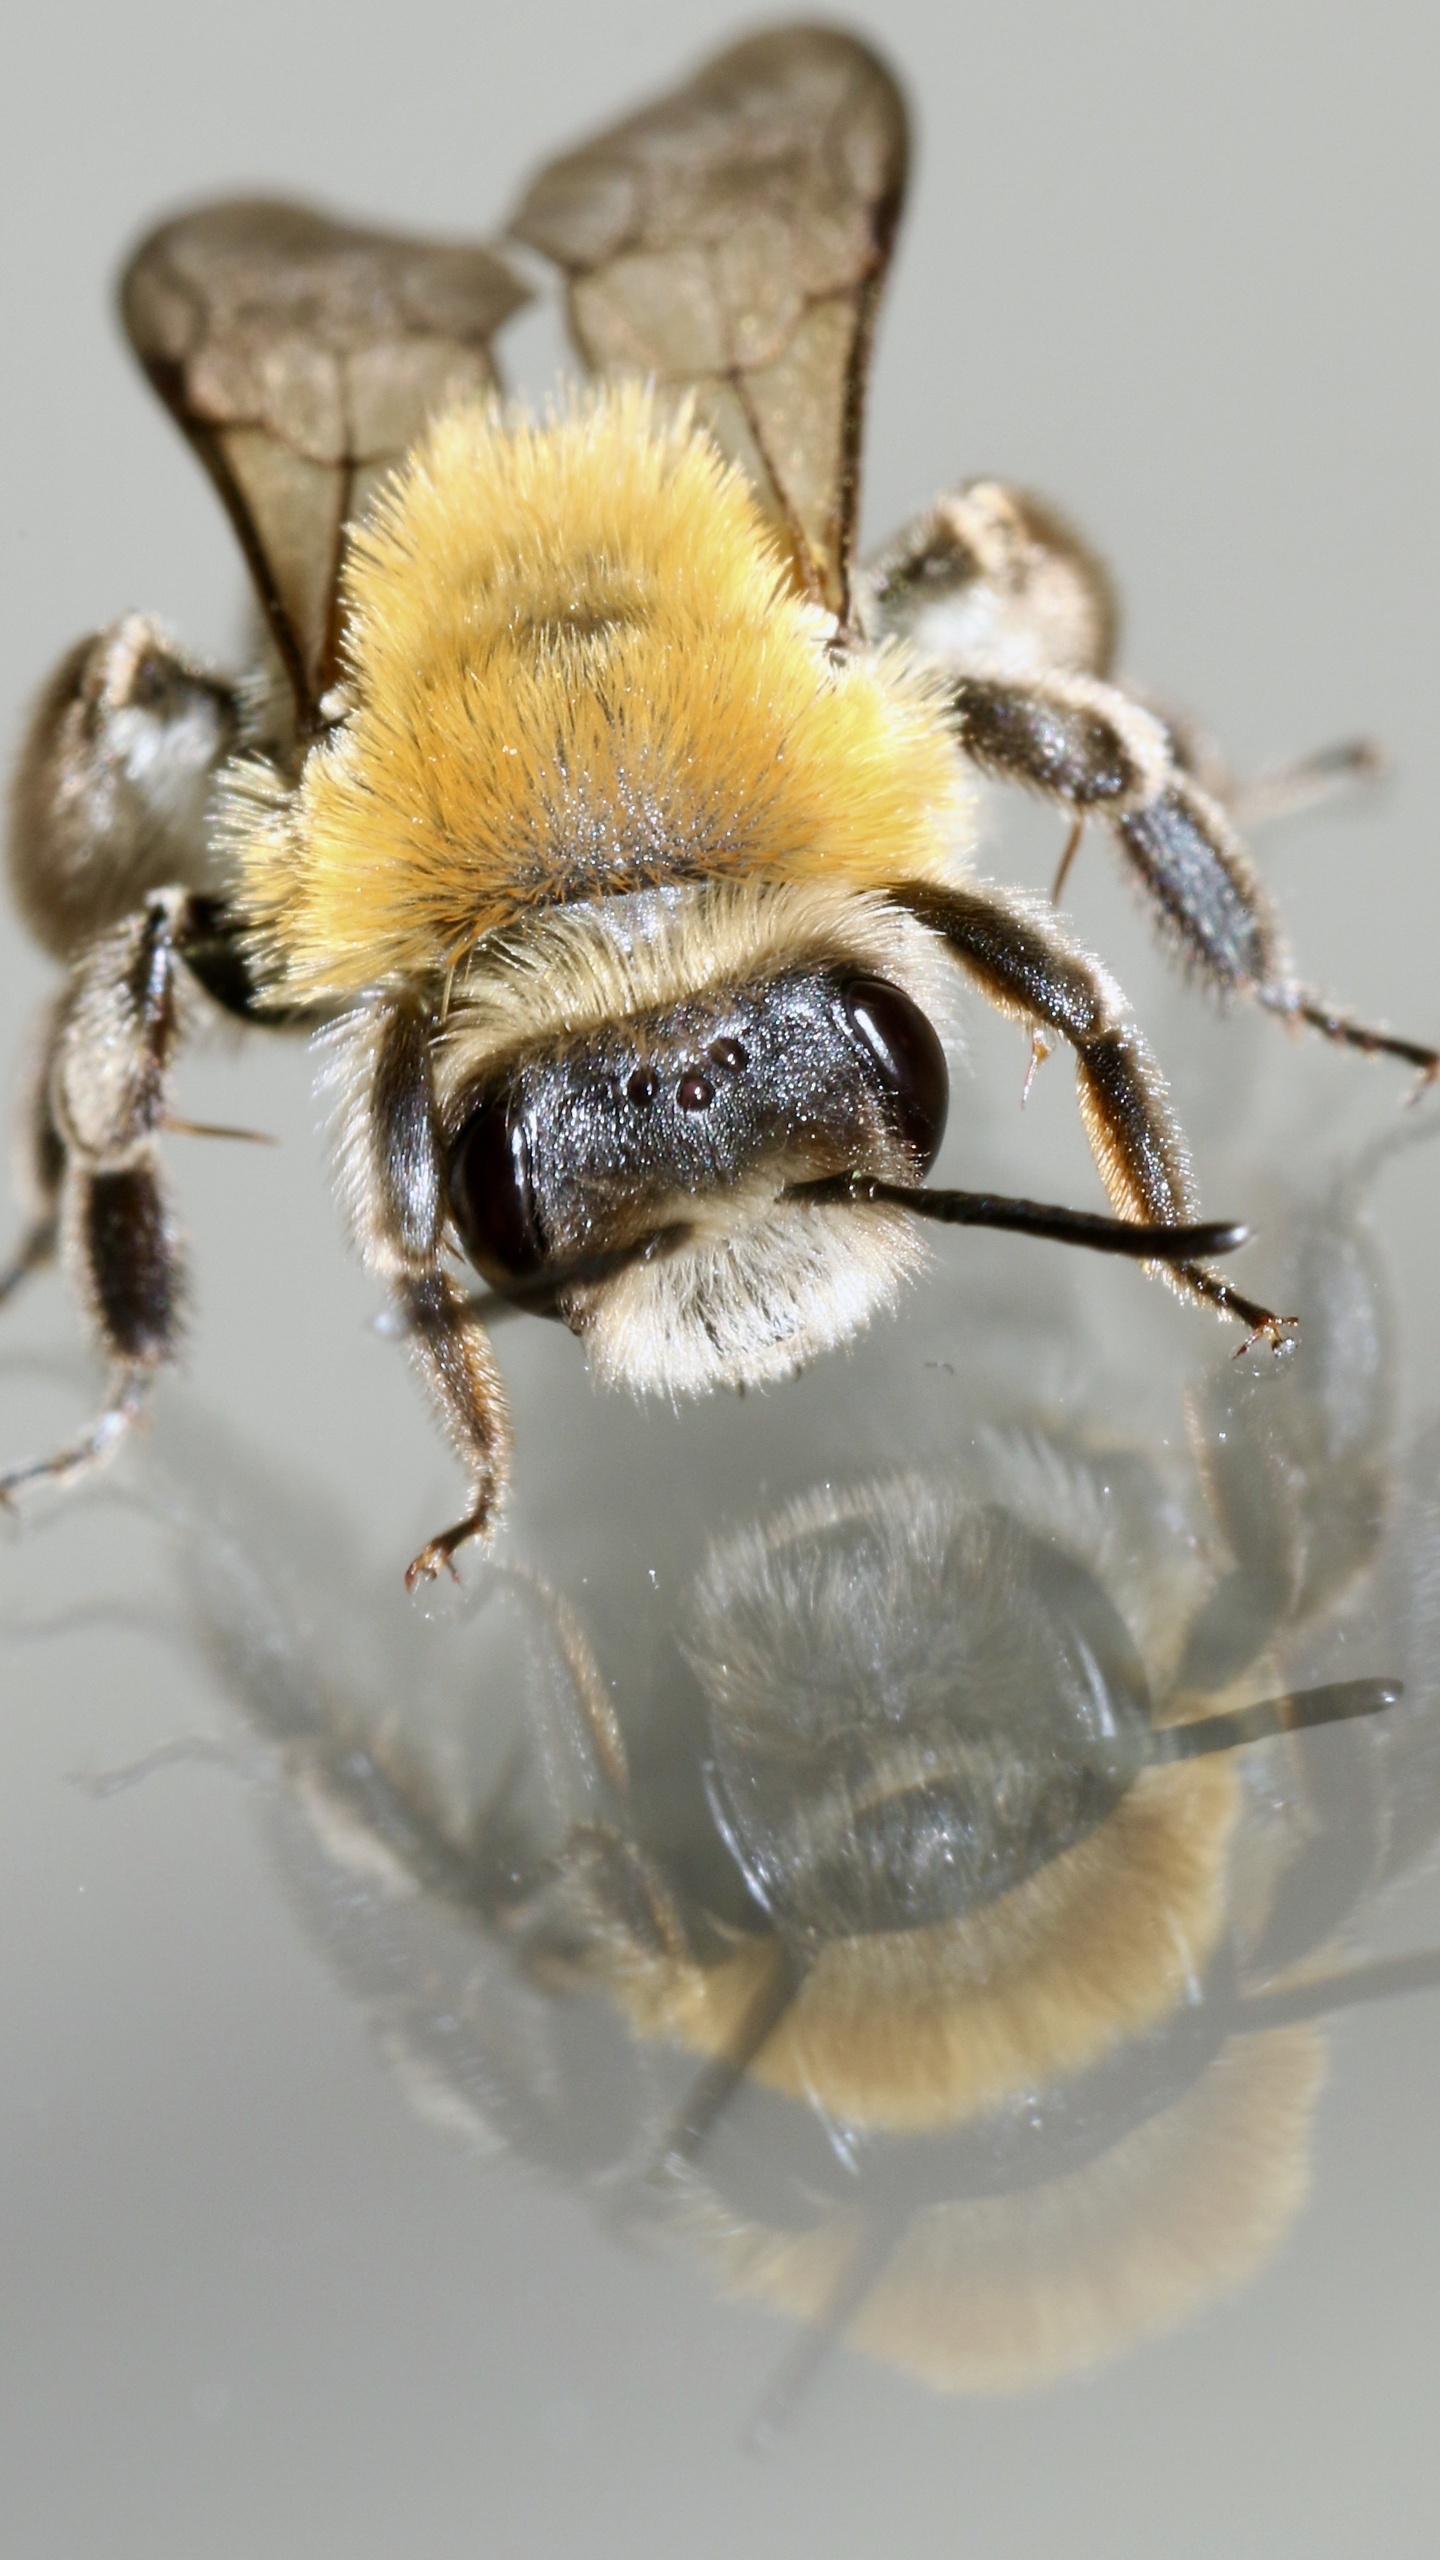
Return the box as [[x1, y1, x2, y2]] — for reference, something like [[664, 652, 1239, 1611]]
[[863, 481, 1434, 1077], [889, 878, 1288, 1338], [330, 1000, 513, 1586], [398, 1270, 513, 1585], [0, 895, 198, 1507], [948, 674, 1436, 1076]]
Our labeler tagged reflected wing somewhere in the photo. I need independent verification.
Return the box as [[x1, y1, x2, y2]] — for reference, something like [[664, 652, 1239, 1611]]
[[509, 26, 908, 623], [121, 199, 530, 726]]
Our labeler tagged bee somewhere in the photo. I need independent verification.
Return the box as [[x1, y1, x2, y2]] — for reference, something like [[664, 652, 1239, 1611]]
[[4, 27, 1434, 1584]]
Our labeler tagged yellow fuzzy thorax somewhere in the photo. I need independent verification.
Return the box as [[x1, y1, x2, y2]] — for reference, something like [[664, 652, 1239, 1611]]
[[238, 383, 968, 1002]]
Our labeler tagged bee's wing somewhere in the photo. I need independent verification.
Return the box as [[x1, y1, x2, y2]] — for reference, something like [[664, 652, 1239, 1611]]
[[121, 199, 530, 726], [509, 26, 908, 624]]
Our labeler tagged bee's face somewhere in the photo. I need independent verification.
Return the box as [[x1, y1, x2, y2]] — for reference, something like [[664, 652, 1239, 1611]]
[[445, 962, 948, 1305], [691, 1495, 1157, 1945], [566, 1469, 1241, 2138], [406, 868, 961, 1407]]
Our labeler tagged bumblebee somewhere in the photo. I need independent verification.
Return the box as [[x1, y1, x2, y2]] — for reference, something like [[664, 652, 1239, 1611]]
[[3, 27, 1434, 1582]]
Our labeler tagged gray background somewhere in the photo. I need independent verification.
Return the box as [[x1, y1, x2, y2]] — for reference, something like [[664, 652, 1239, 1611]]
[[2, 3, 1439, 2555]]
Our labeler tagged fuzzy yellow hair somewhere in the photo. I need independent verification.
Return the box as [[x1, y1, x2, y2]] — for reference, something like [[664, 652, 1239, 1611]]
[[686, 2027, 1323, 2395], [599, 1754, 1240, 2134], [236, 382, 969, 1003]]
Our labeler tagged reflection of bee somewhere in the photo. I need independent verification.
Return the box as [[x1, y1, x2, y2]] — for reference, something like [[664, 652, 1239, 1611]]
[[4, 29, 1434, 1582], [29, 1142, 1440, 2437]]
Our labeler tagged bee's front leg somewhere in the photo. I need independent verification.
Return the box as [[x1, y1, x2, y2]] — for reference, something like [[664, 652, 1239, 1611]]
[[397, 1268, 512, 1587], [332, 1000, 513, 1586], [891, 876, 1290, 1342]]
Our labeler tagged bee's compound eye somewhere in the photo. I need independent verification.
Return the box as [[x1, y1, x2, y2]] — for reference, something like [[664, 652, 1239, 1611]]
[[448, 1097, 545, 1286], [841, 976, 949, 1172]]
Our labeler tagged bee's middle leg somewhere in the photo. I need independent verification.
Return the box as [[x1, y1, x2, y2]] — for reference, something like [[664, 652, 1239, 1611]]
[[0, 894, 203, 1506]]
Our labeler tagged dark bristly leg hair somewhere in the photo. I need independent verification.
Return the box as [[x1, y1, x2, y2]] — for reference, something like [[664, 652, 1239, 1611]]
[[1113, 780, 1440, 1079], [1105, 701, 1387, 838], [0, 625, 306, 1504], [889, 877, 1291, 1340], [864, 479, 1431, 1072], [0, 887, 318, 1508], [398, 1270, 513, 1586], [946, 670, 1436, 1082], [333, 1000, 513, 1588], [0, 895, 200, 1508]]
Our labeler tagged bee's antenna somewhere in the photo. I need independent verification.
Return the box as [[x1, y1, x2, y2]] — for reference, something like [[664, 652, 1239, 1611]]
[[789, 1174, 1250, 1265], [1148, 1678, 1399, 1761], [1237, 1950, 1440, 2031], [657, 1942, 806, 2174], [744, 2216, 901, 2457]]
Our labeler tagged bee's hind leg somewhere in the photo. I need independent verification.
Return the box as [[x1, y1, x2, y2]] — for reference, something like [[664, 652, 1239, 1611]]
[[866, 483, 1428, 1068], [940, 662, 1437, 1082], [1111, 773, 1440, 1084]]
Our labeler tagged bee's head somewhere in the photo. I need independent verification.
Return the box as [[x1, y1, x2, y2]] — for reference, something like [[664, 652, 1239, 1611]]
[[688, 1481, 1157, 1944], [437, 885, 955, 1393]]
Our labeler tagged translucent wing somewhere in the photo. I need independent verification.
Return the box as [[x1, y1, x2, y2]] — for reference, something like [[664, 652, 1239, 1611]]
[[121, 200, 530, 727], [509, 26, 908, 624]]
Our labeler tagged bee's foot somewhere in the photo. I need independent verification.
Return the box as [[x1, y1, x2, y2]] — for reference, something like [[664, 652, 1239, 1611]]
[[1232, 1310, 1300, 1361], [404, 1504, 495, 1594], [0, 1372, 149, 1508]]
